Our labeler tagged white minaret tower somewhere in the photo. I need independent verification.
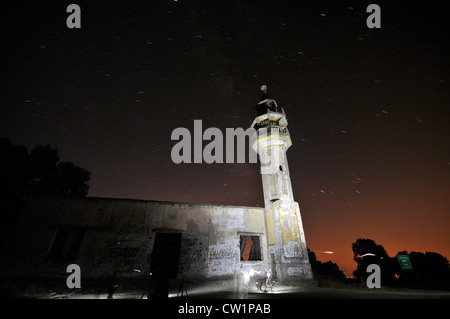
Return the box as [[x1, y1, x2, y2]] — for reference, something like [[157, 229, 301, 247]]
[[251, 85, 316, 286]]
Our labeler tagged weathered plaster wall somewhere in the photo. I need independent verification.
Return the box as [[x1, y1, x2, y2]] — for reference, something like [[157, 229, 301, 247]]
[[1, 197, 267, 283]]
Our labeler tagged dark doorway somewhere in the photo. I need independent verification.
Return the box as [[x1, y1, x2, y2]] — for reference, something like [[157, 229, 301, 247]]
[[150, 233, 182, 279]]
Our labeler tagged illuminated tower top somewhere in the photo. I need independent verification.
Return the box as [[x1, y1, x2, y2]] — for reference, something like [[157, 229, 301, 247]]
[[251, 85, 293, 206]]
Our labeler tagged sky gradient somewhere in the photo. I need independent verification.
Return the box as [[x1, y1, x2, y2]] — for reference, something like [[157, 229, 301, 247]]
[[2, 0, 449, 275]]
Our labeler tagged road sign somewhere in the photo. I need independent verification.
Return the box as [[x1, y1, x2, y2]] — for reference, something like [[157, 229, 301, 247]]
[[397, 255, 413, 270]]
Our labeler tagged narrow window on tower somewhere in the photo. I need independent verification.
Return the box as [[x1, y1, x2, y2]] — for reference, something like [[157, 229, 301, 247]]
[[239, 235, 262, 261]]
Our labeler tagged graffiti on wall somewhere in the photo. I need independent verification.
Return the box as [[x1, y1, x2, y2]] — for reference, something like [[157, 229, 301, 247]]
[[279, 208, 302, 258], [108, 239, 144, 273], [283, 241, 302, 258], [109, 246, 139, 258], [288, 266, 305, 276], [207, 244, 240, 276], [179, 236, 207, 271]]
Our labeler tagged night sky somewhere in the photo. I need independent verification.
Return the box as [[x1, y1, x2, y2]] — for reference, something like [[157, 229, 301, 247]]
[[2, 0, 449, 275]]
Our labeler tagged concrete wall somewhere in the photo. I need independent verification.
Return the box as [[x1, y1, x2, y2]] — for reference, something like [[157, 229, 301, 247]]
[[1, 197, 267, 284]]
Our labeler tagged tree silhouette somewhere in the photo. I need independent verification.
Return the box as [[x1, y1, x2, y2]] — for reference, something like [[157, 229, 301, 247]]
[[0, 137, 91, 245], [308, 249, 346, 284], [0, 137, 90, 199], [352, 238, 395, 284], [396, 251, 450, 290], [352, 239, 450, 290], [352, 238, 388, 260]]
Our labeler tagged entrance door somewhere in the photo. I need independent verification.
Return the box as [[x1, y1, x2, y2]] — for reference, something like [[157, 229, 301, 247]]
[[150, 233, 182, 279]]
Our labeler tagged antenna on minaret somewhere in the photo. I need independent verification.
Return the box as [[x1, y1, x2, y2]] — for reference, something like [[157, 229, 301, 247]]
[[256, 84, 278, 115], [260, 84, 268, 95]]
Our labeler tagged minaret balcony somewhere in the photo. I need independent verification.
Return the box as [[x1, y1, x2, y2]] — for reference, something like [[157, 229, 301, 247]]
[[251, 124, 292, 153]]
